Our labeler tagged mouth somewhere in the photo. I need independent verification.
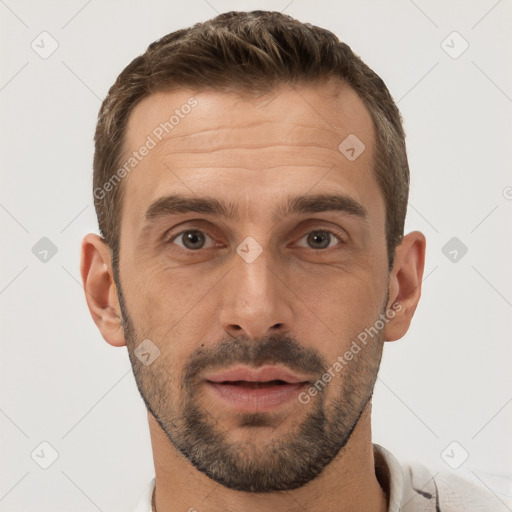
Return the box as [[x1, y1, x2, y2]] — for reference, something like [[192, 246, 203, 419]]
[[203, 366, 312, 411], [204, 365, 311, 385], [219, 379, 291, 388]]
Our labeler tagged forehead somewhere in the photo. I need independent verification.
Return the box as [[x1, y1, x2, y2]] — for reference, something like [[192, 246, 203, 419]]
[[119, 81, 380, 230]]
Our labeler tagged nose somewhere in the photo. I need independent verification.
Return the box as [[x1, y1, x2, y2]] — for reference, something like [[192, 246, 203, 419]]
[[219, 243, 294, 341]]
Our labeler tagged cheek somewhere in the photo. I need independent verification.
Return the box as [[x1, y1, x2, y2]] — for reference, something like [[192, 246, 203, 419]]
[[124, 267, 219, 360], [296, 266, 387, 353]]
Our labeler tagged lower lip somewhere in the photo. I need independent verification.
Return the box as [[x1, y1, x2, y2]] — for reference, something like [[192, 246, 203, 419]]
[[205, 382, 308, 411]]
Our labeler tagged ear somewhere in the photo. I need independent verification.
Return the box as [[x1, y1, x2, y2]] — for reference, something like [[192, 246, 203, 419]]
[[80, 233, 126, 347], [383, 231, 426, 342]]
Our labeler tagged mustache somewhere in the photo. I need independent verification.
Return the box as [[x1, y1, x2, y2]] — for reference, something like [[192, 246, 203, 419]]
[[183, 335, 327, 385]]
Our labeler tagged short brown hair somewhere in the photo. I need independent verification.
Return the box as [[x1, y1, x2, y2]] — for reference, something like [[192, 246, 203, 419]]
[[93, 10, 409, 268]]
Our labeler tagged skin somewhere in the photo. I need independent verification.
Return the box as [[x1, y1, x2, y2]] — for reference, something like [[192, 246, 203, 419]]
[[81, 80, 425, 512]]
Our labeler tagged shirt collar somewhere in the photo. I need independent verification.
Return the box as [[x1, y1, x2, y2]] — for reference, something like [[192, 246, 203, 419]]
[[373, 443, 405, 512]]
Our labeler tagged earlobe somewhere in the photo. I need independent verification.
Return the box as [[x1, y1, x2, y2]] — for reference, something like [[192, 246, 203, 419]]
[[80, 233, 127, 347], [383, 231, 426, 342]]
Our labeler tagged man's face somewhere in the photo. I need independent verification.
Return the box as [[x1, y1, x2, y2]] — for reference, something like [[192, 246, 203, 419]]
[[115, 81, 391, 492]]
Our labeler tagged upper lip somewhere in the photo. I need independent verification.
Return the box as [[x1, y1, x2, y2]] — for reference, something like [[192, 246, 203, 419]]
[[204, 365, 311, 384]]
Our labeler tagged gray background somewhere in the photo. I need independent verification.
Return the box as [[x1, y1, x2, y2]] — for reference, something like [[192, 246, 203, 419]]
[[1, 0, 511, 510]]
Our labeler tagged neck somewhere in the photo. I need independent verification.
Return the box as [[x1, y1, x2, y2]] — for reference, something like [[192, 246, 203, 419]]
[[148, 401, 387, 512]]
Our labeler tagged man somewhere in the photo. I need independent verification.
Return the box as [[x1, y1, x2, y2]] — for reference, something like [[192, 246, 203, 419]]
[[80, 10, 509, 512]]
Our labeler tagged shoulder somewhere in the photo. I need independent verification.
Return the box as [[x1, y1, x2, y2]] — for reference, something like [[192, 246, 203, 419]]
[[373, 444, 512, 512], [404, 462, 512, 512]]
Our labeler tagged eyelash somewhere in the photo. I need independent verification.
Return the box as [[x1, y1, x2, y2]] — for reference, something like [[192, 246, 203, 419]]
[[165, 227, 346, 252]]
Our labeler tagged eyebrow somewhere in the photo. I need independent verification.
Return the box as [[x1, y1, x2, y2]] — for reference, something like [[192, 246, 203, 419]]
[[143, 192, 368, 229]]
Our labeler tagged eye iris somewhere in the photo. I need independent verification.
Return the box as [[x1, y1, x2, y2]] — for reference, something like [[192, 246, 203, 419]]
[[308, 231, 331, 249], [183, 231, 205, 249]]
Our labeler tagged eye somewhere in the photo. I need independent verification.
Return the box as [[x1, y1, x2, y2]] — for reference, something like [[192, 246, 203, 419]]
[[165, 227, 345, 253], [296, 229, 344, 250], [168, 230, 216, 251]]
